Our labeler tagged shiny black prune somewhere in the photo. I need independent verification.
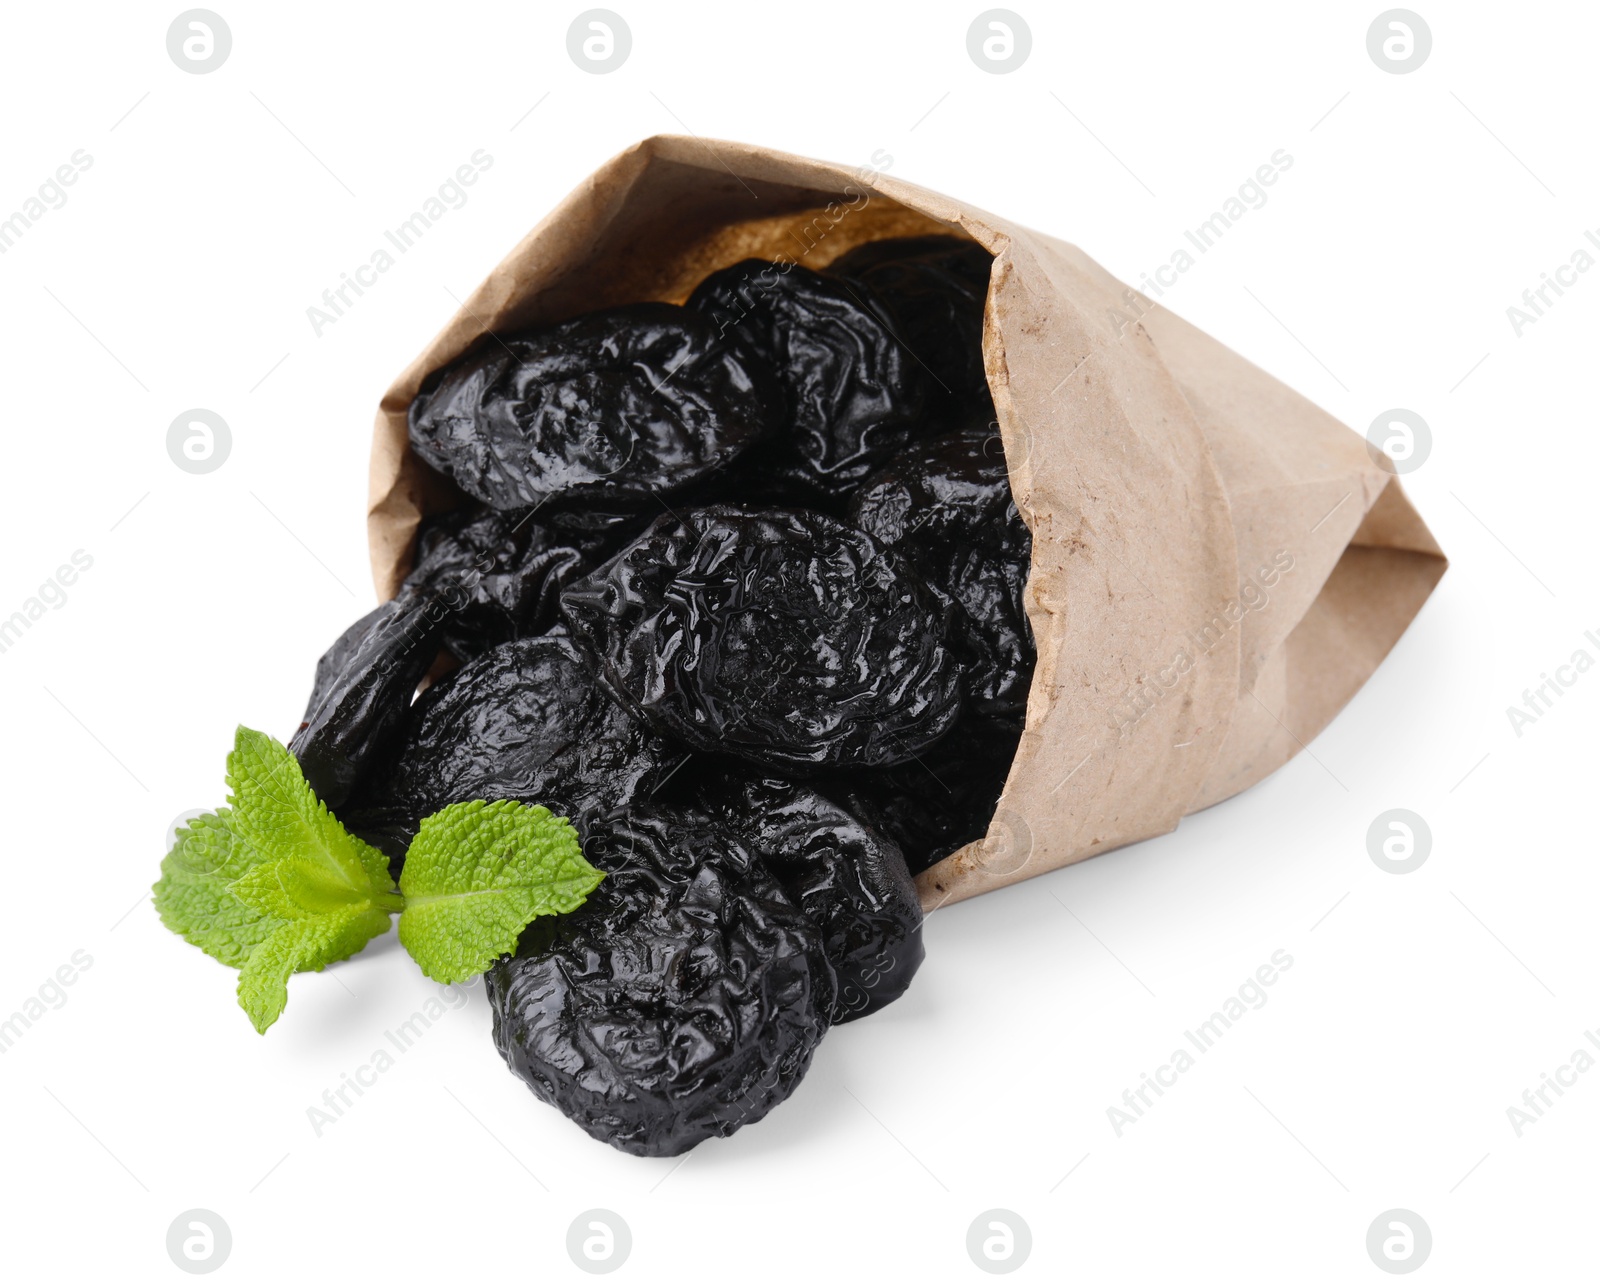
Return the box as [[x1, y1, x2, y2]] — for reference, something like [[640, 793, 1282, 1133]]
[[849, 425, 1019, 550], [838, 240, 993, 427], [407, 303, 775, 511], [560, 505, 963, 771], [487, 804, 834, 1157], [688, 260, 929, 497], [850, 428, 1034, 717], [822, 715, 1022, 877], [400, 505, 623, 660], [289, 597, 443, 809], [935, 536, 1034, 715], [697, 771, 923, 1022], [341, 635, 676, 861]]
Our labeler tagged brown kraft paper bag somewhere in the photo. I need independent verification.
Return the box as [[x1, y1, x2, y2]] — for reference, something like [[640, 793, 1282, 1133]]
[[365, 135, 1447, 912]]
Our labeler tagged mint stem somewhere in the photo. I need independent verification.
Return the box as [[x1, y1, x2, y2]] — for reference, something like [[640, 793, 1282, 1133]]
[[376, 891, 405, 914]]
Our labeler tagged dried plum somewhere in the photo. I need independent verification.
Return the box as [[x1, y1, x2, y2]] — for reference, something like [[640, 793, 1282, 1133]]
[[936, 537, 1034, 716], [844, 241, 992, 427], [487, 804, 834, 1156], [851, 428, 1034, 717], [341, 635, 676, 861], [822, 715, 1022, 877], [688, 260, 928, 496], [408, 303, 774, 511], [697, 771, 923, 1022], [400, 505, 621, 660], [560, 505, 963, 771], [848, 426, 1018, 547], [289, 597, 443, 809]]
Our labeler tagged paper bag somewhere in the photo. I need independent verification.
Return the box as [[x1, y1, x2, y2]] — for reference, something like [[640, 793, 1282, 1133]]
[[366, 135, 1447, 911]]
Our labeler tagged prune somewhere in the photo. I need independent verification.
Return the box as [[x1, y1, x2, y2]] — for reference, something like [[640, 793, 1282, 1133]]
[[289, 597, 443, 809], [936, 537, 1034, 715], [407, 303, 774, 511], [822, 715, 1022, 877], [834, 239, 993, 427], [560, 505, 963, 771], [849, 426, 1019, 551], [850, 428, 1034, 716], [697, 771, 923, 1022], [688, 260, 929, 496], [341, 635, 676, 861], [400, 505, 619, 660], [487, 804, 834, 1156]]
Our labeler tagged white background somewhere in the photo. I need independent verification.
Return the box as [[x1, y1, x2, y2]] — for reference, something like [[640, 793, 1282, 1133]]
[[0, 1, 1594, 1279]]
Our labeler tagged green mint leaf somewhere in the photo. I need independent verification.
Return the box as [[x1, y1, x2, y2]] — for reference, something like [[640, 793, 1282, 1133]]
[[155, 726, 404, 1033], [154, 809, 280, 968], [237, 905, 392, 1034], [230, 857, 383, 920], [225, 726, 395, 904], [397, 800, 601, 984]]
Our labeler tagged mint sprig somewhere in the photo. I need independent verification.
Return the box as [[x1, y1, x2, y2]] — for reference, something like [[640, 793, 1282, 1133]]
[[154, 726, 602, 1033], [155, 728, 399, 1033]]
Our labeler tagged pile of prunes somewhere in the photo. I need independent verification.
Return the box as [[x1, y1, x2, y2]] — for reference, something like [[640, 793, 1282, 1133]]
[[289, 235, 1035, 1156]]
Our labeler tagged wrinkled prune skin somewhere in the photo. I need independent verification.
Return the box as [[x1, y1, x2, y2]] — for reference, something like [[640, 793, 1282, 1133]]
[[487, 805, 834, 1157], [341, 635, 675, 863], [842, 240, 993, 428], [289, 597, 443, 810], [936, 534, 1034, 715], [849, 426, 1019, 551], [697, 771, 923, 1022], [408, 303, 774, 511], [822, 715, 1022, 877], [400, 505, 622, 660], [561, 505, 963, 771], [850, 428, 1034, 716], [688, 260, 929, 497]]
